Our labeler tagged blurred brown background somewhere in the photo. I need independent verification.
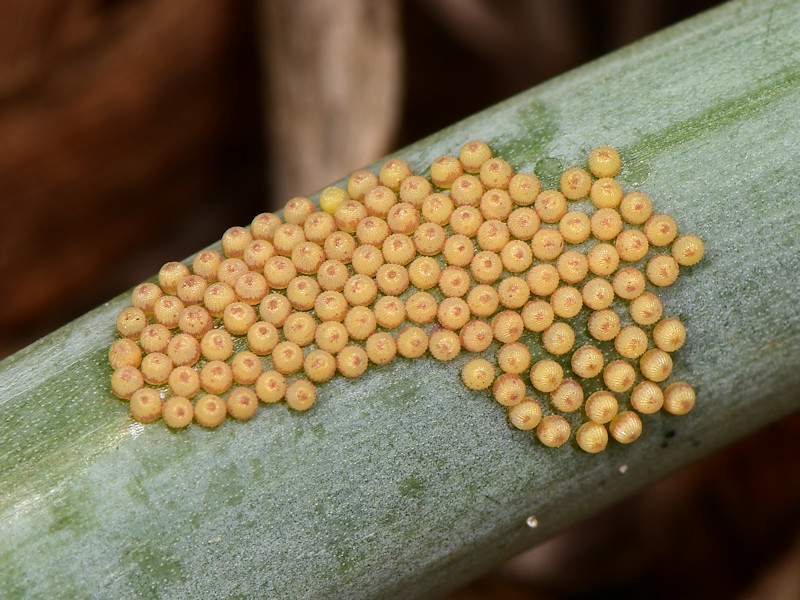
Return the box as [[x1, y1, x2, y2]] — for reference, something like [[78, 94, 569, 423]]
[[4, 1, 800, 599]]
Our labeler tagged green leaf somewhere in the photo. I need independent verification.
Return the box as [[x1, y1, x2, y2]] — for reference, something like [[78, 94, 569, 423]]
[[2, 0, 800, 597]]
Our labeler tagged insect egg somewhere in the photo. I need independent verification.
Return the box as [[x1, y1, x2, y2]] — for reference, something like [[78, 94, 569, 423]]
[[491, 310, 525, 344], [291, 241, 326, 275], [365, 331, 397, 365], [609, 411, 643, 444], [615, 325, 649, 359], [629, 292, 663, 326], [508, 398, 542, 430], [576, 421, 609, 453], [615, 229, 649, 262], [334, 200, 368, 234], [131, 282, 163, 315], [450, 174, 485, 207], [168, 366, 201, 399], [480, 188, 514, 221], [286, 276, 321, 311], [581, 277, 615, 310], [356, 216, 391, 247], [437, 297, 471, 330], [234, 272, 269, 305], [430, 155, 463, 188], [111, 365, 144, 399], [374, 296, 406, 329], [166, 333, 201, 367], [323, 231, 357, 263], [192, 250, 223, 282], [429, 329, 462, 361], [243, 239, 277, 271], [221, 226, 253, 258], [202, 328, 235, 361], [271, 341, 304, 375], [347, 170, 379, 202], [530, 359, 564, 393], [438, 266, 471, 298], [663, 382, 696, 415], [140, 352, 173, 385], [671, 234, 705, 266], [139, 324, 172, 355], [559, 167, 592, 200], [344, 273, 380, 305], [408, 256, 441, 290], [381, 233, 416, 266], [534, 190, 568, 223], [231, 351, 263, 385], [644, 214, 678, 246], [500, 240, 534, 273], [584, 390, 618, 424], [343, 306, 377, 341], [116, 307, 148, 340], [129, 388, 163, 423], [492, 373, 526, 406], [283, 196, 316, 225], [255, 370, 287, 404], [399, 175, 433, 206], [470, 251, 504, 284], [521, 299, 555, 333], [263, 256, 297, 289], [405, 291, 438, 324], [375, 264, 410, 297], [421, 193, 454, 225], [646, 255, 680, 287], [526, 264, 560, 297], [303, 349, 338, 383], [363, 185, 398, 218], [541, 322, 575, 355], [507, 172, 541, 206], [200, 360, 234, 395], [497, 342, 532, 375], [559, 211, 591, 244], [162, 396, 194, 429], [556, 251, 588, 284], [459, 319, 494, 353], [590, 208, 623, 241], [226, 387, 259, 421], [652, 318, 687, 352], [194, 395, 227, 428], [316, 259, 350, 291], [285, 380, 318, 411], [497, 276, 531, 309], [550, 286, 583, 319], [337, 346, 369, 378], [319, 186, 350, 216], [272, 223, 306, 256], [603, 360, 636, 393], [379, 157, 413, 191], [587, 146, 621, 178], [612, 267, 646, 300], [153, 296, 185, 329], [158, 261, 191, 295], [259, 292, 293, 326], [443, 234, 475, 267], [396, 326, 429, 358], [313, 290, 349, 322], [283, 312, 317, 346], [587, 309, 621, 341], [386, 202, 421, 235], [479, 157, 514, 189], [449, 206, 484, 237], [506, 207, 540, 240], [465, 284, 500, 318], [251, 212, 282, 241], [630, 381, 664, 414], [109, 338, 142, 370], [550, 379, 584, 412], [315, 321, 349, 354], [530, 228, 564, 261], [458, 140, 493, 173], [639, 349, 673, 382], [203, 282, 236, 317], [413, 222, 447, 256], [303, 212, 338, 244], [570, 345, 605, 379], [589, 178, 623, 209], [536, 415, 571, 448], [222, 302, 257, 336], [476, 219, 510, 252]]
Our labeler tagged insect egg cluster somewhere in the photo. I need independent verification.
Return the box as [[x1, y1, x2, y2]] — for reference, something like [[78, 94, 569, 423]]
[[109, 142, 703, 453]]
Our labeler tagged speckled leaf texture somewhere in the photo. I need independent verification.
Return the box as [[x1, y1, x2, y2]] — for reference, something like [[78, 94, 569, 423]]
[[2, 1, 799, 598]]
